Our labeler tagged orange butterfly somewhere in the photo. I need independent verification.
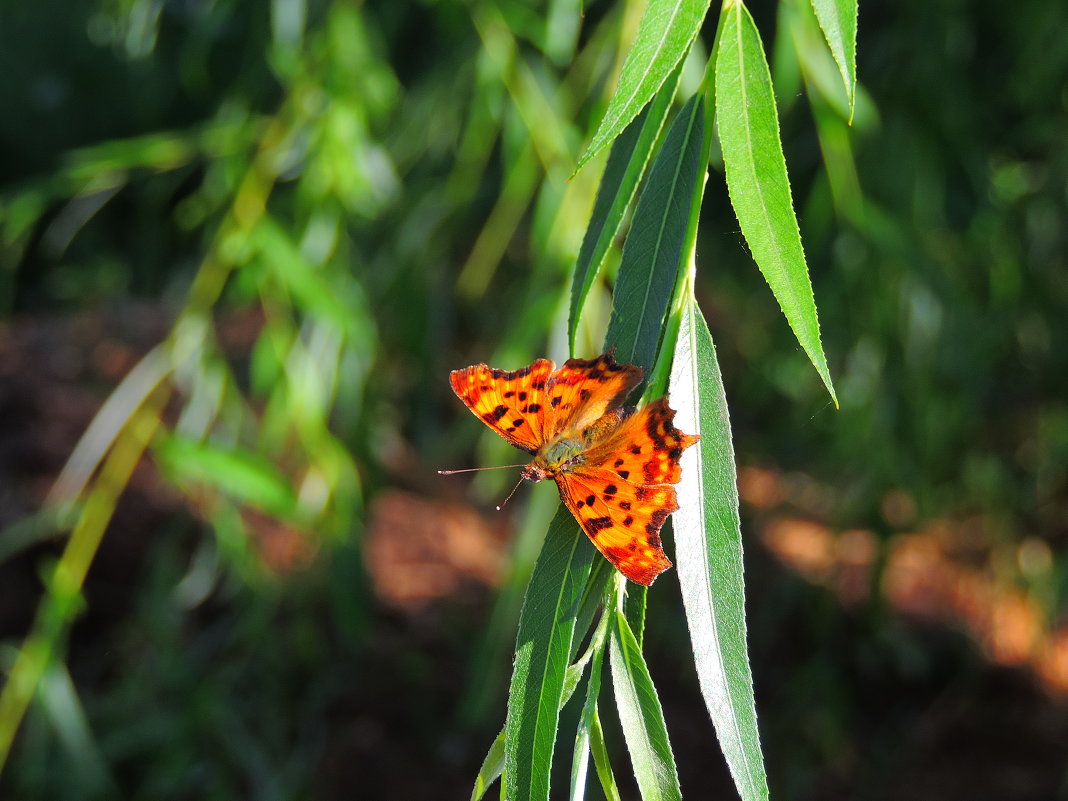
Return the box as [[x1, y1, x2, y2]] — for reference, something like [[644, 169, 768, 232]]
[[447, 351, 698, 586]]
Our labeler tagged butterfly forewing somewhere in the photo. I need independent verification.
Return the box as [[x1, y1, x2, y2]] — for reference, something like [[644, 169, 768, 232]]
[[449, 358, 556, 453], [545, 352, 644, 436]]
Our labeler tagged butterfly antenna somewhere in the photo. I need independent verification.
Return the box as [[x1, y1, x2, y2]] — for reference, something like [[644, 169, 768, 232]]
[[437, 464, 526, 475], [496, 476, 526, 512]]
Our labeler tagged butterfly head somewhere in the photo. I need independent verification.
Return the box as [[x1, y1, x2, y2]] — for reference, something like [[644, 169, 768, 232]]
[[520, 463, 549, 483]]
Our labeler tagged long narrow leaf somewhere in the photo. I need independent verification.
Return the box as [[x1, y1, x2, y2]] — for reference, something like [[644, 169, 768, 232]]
[[605, 95, 705, 372], [809, 0, 858, 119], [715, 0, 837, 405], [505, 507, 596, 801], [569, 64, 682, 354], [471, 728, 507, 801], [570, 593, 612, 801], [578, 0, 711, 171], [608, 607, 682, 801], [670, 296, 768, 801], [589, 711, 623, 801]]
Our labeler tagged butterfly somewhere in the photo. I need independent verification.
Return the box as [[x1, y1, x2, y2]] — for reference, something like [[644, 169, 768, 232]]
[[446, 351, 698, 585]]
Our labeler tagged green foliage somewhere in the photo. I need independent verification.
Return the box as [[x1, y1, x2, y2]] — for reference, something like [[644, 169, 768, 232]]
[[14, 0, 1063, 799], [671, 297, 767, 801], [715, 0, 836, 406]]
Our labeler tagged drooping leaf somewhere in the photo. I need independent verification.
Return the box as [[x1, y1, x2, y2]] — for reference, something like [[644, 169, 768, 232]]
[[569, 592, 612, 801], [155, 434, 299, 519], [505, 507, 596, 801], [670, 296, 768, 801], [569, 64, 682, 354], [577, 0, 711, 171], [470, 728, 506, 801], [715, 0, 837, 405], [604, 95, 705, 373], [608, 606, 682, 801], [809, 0, 858, 119]]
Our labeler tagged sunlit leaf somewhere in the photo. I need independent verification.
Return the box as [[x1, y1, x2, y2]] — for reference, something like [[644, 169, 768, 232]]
[[470, 728, 506, 801], [155, 435, 299, 519], [715, 0, 837, 405], [670, 296, 768, 801], [810, 0, 858, 119], [577, 0, 711, 171]]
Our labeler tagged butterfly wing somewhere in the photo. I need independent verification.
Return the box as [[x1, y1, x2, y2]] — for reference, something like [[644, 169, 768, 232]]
[[581, 397, 699, 485], [449, 358, 557, 453], [556, 468, 676, 586], [546, 352, 644, 437]]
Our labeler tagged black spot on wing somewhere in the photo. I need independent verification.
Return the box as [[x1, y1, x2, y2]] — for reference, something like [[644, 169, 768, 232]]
[[585, 516, 613, 535], [483, 405, 508, 423], [645, 508, 670, 535]]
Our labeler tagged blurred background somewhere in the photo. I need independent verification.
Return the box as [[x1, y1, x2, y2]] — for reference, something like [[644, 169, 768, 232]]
[[1, 0, 1066, 799]]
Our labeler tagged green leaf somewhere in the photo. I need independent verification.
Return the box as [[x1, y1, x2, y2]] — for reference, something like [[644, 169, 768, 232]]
[[505, 507, 596, 801], [588, 711, 623, 801], [471, 728, 506, 801], [576, 0, 709, 170], [608, 607, 682, 801], [670, 296, 768, 801], [809, 0, 858, 119], [569, 595, 611, 801], [568, 65, 682, 354], [604, 95, 705, 372], [155, 434, 299, 519], [577, 0, 711, 171], [715, 0, 837, 405]]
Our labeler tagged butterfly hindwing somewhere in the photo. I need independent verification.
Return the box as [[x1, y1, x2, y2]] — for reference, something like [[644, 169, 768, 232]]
[[556, 468, 676, 586], [582, 397, 699, 485], [449, 358, 556, 453]]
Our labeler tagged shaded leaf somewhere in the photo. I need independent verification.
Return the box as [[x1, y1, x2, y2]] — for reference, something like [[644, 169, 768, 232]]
[[505, 507, 596, 801], [608, 607, 681, 801], [605, 95, 705, 373], [568, 64, 681, 354]]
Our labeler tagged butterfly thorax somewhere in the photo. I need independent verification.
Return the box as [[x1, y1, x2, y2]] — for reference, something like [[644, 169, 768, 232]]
[[521, 436, 584, 483], [521, 407, 634, 483]]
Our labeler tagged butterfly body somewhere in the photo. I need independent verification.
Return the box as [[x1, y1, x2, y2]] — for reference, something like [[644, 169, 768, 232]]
[[449, 351, 698, 586]]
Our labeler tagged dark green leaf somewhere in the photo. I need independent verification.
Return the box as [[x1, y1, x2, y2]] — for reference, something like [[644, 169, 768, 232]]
[[604, 95, 705, 372], [568, 65, 681, 354], [608, 607, 681, 801], [505, 507, 596, 801]]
